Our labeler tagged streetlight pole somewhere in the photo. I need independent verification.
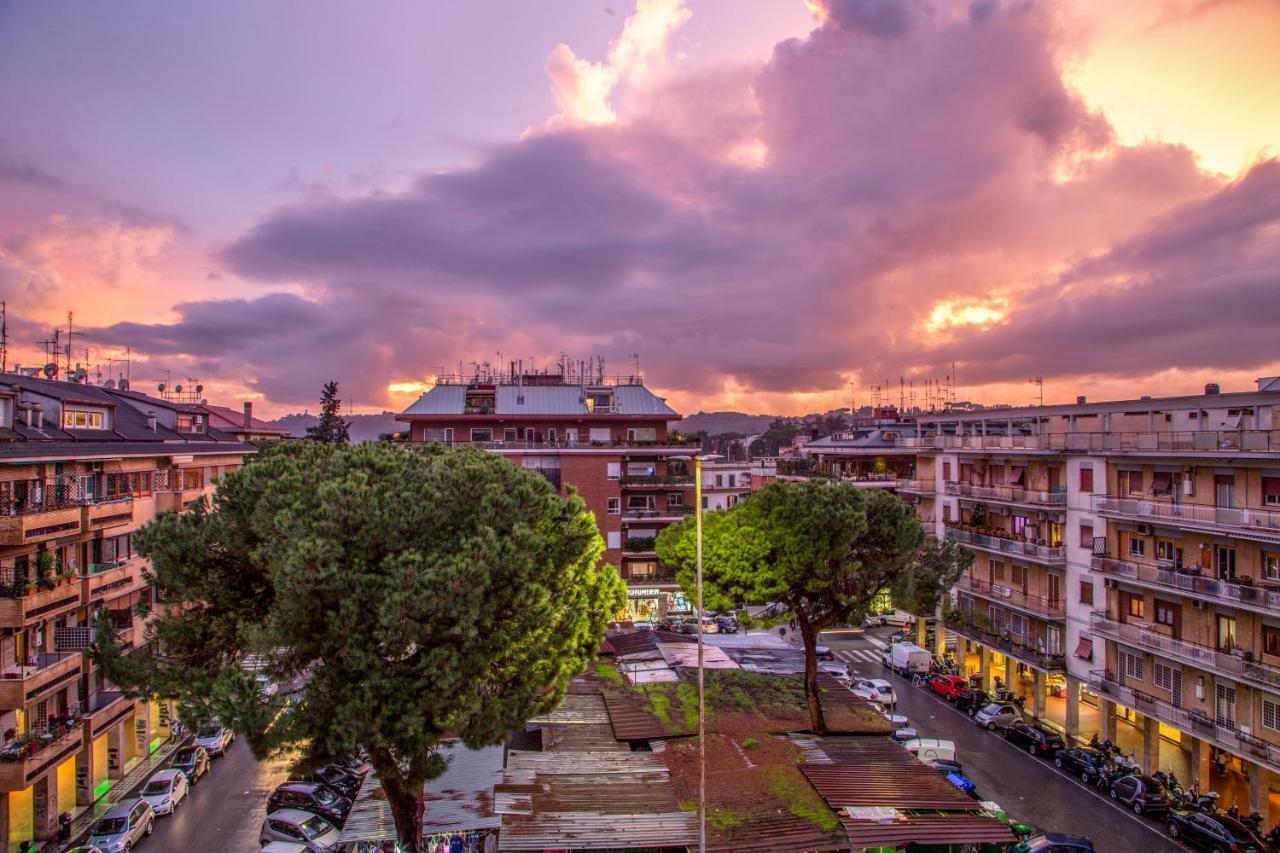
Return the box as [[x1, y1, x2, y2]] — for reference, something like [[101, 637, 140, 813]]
[[695, 454, 705, 853]]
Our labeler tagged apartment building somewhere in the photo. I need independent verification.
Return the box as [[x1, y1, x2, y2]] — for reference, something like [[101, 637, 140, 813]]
[[0, 374, 254, 848], [911, 378, 1280, 819], [786, 412, 918, 486], [397, 366, 698, 624], [700, 461, 755, 511]]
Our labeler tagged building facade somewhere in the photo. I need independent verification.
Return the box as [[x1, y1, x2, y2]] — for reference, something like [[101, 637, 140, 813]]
[[911, 379, 1280, 819], [0, 374, 254, 848], [397, 368, 699, 624]]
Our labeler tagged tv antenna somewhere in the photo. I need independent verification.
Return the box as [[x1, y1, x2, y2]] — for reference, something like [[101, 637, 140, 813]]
[[1028, 376, 1044, 406]]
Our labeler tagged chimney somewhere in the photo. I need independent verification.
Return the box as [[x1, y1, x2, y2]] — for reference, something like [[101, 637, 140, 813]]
[[31, 404, 42, 428], [243, 401, 253, 429], [1076, 396, 1087, 405], [1205, 383, 1221, 396], [146, 411, 157, 431]]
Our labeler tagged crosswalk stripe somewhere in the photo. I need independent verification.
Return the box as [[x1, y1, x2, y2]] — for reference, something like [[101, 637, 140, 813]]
[[835, 649, 881, 663]]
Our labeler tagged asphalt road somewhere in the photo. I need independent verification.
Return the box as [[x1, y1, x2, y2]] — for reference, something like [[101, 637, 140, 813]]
[[819, 625, 1183, 853]]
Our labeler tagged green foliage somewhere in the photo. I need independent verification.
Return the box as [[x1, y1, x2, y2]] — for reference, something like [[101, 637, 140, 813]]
[[676, 681, 699, 730], [305, 380, 351, 445], [762, 766, 839, 831], [741, 737, 758, 750], [891, 536, 974, 616], [595, 663, 623, 687], [644, 687, 672, 727], [95, 441, 625, 850]]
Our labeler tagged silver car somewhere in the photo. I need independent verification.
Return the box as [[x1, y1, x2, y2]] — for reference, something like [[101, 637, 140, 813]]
[[974, 701, 1022, 731], [140, 767, 189, 815], [259, 808, 342, 852], [88, 798, 154, 853], [194, 721, 234, 756]]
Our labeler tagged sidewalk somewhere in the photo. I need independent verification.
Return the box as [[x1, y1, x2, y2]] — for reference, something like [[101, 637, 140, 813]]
[[39, 735, 190, 853]]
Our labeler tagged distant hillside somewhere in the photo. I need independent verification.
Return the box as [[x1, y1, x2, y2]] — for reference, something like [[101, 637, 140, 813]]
[[672, 411, 778, 435], [272, 411, 403, 443]]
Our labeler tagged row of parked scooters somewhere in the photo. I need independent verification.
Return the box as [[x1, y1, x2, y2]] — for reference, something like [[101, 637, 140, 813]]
[[905, 659, 1280, 852]]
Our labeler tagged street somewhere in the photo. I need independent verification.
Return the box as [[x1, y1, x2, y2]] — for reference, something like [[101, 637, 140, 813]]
[[816, 625, 1183, 853]]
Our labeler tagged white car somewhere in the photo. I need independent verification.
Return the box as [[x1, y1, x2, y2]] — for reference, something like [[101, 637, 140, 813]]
[[194, 722, 235, 756], [140, 768, 189, 815], [819, 661, 851, 682], [848, 683, 880, 702], [259, 808, 342, 852], [853, 677, 897, 706], [262, 843, 311, 853]]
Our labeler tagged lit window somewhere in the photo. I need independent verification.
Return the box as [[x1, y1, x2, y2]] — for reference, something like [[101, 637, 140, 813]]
[[62, 410, 105, 429]]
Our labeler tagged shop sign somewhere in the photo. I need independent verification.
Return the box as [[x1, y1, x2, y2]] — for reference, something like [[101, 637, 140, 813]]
[[628, 587, 661, 597]]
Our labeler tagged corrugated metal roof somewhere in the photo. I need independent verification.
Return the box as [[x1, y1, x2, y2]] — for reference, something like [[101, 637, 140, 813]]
[[801, 763, 981, 811], [613, 385, 678, 417], [530, 693, 627, 753], [790, 735, 917, 766], [601, 688, 695, 740], [706, 813, 848, 852], [402, 385, 467, 415], [338, 742, 503, 843], [497, 385, 585, 415], [839, 812, 1015, 848]]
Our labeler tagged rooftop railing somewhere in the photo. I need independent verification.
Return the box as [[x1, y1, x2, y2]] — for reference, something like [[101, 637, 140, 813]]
[[902, 430, 1280, 454], [1093, 496, 1280, 534]]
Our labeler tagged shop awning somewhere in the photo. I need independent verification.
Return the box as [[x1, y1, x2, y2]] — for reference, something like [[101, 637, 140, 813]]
[[1150, 472, 1173, 495], [1010, 466, 1026, 486], [1074, 637, 1093, 661]]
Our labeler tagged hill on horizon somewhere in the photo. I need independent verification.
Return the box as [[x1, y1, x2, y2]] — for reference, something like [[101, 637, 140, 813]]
[[672, 411, 778, 435], [272, 411, 402, 443]]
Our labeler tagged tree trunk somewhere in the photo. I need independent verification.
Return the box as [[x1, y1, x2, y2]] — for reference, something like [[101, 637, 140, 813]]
[[370, 749, 426, 852], [796, 611, 828, 735]]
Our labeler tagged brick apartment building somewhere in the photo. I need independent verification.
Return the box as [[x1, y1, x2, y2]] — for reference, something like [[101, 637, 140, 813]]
[[0, 373, 255, 848], [908, 377, 1280, 819], [397, 364, 699, 623]]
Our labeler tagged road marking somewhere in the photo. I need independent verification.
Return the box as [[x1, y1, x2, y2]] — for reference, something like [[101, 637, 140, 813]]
[[865, 636, 886, 649], [880, 668, 1190, 851], [836, 649, 881, 663]]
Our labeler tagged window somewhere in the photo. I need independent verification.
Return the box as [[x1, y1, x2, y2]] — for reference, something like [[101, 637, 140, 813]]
[[175, 414, 204, 433], [606, 462, 621, 480], [469, 428, 492, 443], [1127, 596, 1145, 619], [606, 531, 621, 550], [991, 561, 1005, 582], [627, 495, 655, 511], [714, 474, 723, 488], [1128, 536, 1146, 557], [1150, 472, 1173, 496], [504, 428, 517, 443], [1010, 564, 1025, 588], [1119, 469, 1144, 495], [62, 409, 105, 429], [1156, 540, 1177, 562], [1266, 553, 1280, 582], [1154, 662, 1175, 692], [128, 472, 153, 496], [1264, 698, 1280, 733], [1079, 581, 1094, 606], [1215, 683, 1237, 728], [627, 561, 656, 579], [589, 427, 611, 443], [1078, 465, 1093, 492], [606, 497, 621, 515], [1216, 546, 1236, 581], [1079, 523, 1093, 549], [727, 474, 737, 487], [1119, 650, 1144, 681], [942, 461, 952, 481], [1265, 477, 1280, 507], [1155, 599, 1177, 628], [627, 427, 657, 442], [1262, 625, 1280, 658], [627, 463, 655, 476], [666, 493, 683, 507], [1217, 615, 1237, 653], [701, 496, 708, 510]]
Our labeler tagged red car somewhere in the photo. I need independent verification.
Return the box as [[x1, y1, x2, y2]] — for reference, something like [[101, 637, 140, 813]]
[[929, 674, 969, 700]]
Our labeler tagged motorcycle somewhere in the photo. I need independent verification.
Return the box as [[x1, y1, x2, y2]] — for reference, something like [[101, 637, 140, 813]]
[[1181, 784, 1220, 813], [1265, 823, 1280, 849], [1226, 804, 1264, 834]]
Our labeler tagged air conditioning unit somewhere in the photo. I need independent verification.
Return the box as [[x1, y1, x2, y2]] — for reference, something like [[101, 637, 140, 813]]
[[1136, 523, 1153, 536], [1191, 600, 1206, 610]]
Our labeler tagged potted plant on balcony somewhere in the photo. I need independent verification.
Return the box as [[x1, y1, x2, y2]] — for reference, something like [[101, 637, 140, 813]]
[[35, 551, 56, 591]]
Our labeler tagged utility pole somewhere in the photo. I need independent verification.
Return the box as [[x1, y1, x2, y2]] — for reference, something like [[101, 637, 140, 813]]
[[0, 300, 6, 373]]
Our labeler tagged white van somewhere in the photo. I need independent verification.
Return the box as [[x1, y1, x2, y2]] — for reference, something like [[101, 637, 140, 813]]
[[902, 738, 957, 764], [882, 641, 931, 675]]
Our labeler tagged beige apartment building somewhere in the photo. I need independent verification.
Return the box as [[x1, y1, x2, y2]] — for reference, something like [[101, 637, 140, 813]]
[[0, 373, 254, 849], [909, 377, 1280, 819]]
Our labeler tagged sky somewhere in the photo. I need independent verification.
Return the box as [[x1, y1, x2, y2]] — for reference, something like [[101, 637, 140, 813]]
[[1, 0, 1278, 418]]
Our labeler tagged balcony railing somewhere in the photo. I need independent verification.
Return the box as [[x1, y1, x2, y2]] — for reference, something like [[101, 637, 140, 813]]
[[446, 436, 702, 451], [904, 430, 1280, 453], [1089, 670, 1280, 774], [944, 526, 1066, 564], [0, 715, 84, 790], [895, 479, 936, 495], [619, 474, 694, 487], [1089, 611, 1280, 692], [944, 482, 1066, 507], [1093, 496, 1280, 536], [0, 652, 82, 709], [962, 576, 1064, 618], [622, 506, 695, 519], [622, 537, 658, 553], [944, 611, 1065, 672], [1090, 555, 1280, 614]]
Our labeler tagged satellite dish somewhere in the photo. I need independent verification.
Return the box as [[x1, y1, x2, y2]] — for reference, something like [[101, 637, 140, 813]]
[[104, 379, 116, 389], [73, 368, 88, 383], [157, 383, 166, 393], [175, 384, 183, 393], [43, 362, 58, 379], [195, 384, 204, 394]]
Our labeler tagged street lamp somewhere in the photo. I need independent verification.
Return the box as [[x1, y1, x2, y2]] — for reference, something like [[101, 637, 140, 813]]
[[669, 452, 719, 853]]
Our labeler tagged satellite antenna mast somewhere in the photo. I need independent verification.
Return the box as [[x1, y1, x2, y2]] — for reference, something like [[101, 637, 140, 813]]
[[1029, 376, 1044, 407], [0, 300, 6, 373]]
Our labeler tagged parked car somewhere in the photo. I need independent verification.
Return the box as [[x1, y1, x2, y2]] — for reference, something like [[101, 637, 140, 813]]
[[715, 615, 738, 634], [882, 641, 931, 675], [657, 616, 684, 632], [929, 674, 968, 700], [1053, 748, 1108, 784], [848, 683, 880, 702], [697, 615, 720, 634], [1002, 720, 1065, 758], [1108, 774, 1170, 815], [929, 758, 965, 777], [171, 745, 210, 783], [901, 738, 956, 764], [268, 781, 353, 827], [876, 609, 915, 627], [815, 646, 835, 661], [88, 798, 154, 853], [332, 753, 370, 777], [261, 843, 312, 853], [140, 768, 189, 816], [313, 764, 362, 798], [820, 661, 852, 681], [1011, 833, 1095, 852], [259, 808, 343, 852], [953, 688, 992, 716], [974, 702, 1022, 731], [852, 678, 897, 705], [194, 721, 235, 756], [1167, 810, 1265, 852], [66, 847, 107, 853]]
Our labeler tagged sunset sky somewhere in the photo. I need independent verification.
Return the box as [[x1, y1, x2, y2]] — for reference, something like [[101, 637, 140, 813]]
[[1, 0, 1278, 417]]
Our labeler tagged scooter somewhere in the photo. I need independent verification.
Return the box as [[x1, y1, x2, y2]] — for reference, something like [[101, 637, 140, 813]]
[[1088, 733, 1118, 756], [1181, 784, 1220, 813], [1265, 822, 1280, 849], [1153, 769, 1180, 795], [1226, 804, 1264, 834]]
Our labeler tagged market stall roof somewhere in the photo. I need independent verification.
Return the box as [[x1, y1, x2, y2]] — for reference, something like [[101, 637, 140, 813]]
[[338, 742, 503, 844], [839, 811, 1016, 848]]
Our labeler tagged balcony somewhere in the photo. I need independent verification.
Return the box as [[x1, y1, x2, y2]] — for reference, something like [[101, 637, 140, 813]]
[[0, 505, 83, 545], [619, 474, 694, 488], [944, 482, 1066, 508], [944, 526, 1066, 565], [1090, 555, 1280, 617], [944, 611, 1065, 672], [961, 576, 1064, 619], [1093, 496, 1280, 542], [622, 506, 695, 522], [0, 718, 85, 792], [895, 479, 936, 496], [1089, 611, 1280, 693], [85, 497, 134, 531], [83, 558, 147, 605], [85, 690, 135, 738], [461, 436, 702, 451], [1089, 670, 1280, 775], [622, 537, 658, 554], [0, 571, 84, 624], [906, 430, 1280, 454], [0, 652, 82, 709]]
